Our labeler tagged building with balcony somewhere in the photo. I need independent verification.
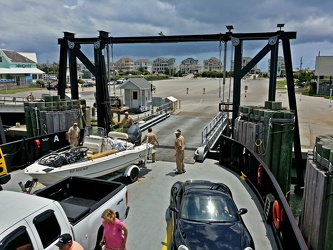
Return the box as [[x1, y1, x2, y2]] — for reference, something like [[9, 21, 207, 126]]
[[203, 57, 223, 72], [152, 57, 176, 74], [134, 59, 153, 73], [179, 57, 202, 74], [114, 58, 135, 73]]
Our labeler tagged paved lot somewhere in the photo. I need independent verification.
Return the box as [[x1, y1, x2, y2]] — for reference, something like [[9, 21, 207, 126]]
[[7, 77, 333, 152], [3, 77, 331, 249]]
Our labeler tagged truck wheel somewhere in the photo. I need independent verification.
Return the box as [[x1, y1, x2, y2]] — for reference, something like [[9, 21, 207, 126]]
[[94, 227, 104, 250], [128, 168, 139, 183]]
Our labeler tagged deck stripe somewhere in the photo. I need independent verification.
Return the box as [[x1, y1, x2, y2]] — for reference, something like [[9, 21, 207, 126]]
[[162, 219, 173, 250]]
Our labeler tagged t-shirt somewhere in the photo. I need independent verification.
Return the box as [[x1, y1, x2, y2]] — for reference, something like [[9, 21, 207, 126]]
[[71, 241, 84, 250], [121, 116, 134, 128], [68, 126, 80, 139], [174, 135, 185, 151], [102, 218, 125, 248]]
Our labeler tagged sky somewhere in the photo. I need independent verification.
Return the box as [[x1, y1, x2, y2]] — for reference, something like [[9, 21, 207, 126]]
[[1, 0, 333, 71]]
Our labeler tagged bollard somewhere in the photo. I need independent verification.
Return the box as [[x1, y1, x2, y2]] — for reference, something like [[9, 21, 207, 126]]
[[86, 107, 91, 126], [186, 88, 188, 94], [92, 107, 96, 117], [179, 99, 181, 109], [203, 88, 205, 94]]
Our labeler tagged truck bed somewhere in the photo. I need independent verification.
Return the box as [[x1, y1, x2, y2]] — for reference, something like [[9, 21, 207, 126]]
[[34, 176, 125, 223]]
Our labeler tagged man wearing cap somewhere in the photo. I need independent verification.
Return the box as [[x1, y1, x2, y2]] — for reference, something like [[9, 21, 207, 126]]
[[174, 129, 186, 174], [55, 233, 83, 250], [68, 122, 80, 148], [119, 111, 134, 133]]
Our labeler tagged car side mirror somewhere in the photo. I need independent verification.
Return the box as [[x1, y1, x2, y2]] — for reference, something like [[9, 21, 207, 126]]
[[238, 208, 248, 215], [169, 204, 179, 213]]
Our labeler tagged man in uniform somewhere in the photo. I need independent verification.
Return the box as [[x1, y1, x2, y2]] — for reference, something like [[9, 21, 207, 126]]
[[119, 111, 134, 133], [142, 127, 159, 162], [68, 122, 80, 148], [174, 129, 185, 174]]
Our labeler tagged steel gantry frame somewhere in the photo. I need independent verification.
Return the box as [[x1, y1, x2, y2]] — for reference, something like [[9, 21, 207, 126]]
[[57, 29, 303, 188]]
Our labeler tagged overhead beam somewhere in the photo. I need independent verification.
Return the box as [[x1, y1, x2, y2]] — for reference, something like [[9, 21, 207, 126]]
[[58, 31, 296, 45]]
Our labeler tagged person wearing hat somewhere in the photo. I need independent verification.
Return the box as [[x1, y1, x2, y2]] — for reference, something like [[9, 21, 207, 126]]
[[68, 122, 80, 148], [119, 111, 134, 134], [55, 233, 83, 250], [174, 129, 186, 174]]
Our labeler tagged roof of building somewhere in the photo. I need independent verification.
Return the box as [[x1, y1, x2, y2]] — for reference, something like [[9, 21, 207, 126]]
[[18, 52, 38, 63], [120, 78, 151, 90], [2, 50, 35, 63], [0, 68, 44, 74]]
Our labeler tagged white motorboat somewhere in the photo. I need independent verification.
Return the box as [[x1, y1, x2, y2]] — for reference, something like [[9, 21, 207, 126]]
[[25, 126, 154, 186]]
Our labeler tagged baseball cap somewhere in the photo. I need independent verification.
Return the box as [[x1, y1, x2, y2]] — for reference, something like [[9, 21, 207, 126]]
[[73, 122, 78, 125], [125, 111, 129, 115], [55, 233, 72, 247], [175, 129, 181, 134]]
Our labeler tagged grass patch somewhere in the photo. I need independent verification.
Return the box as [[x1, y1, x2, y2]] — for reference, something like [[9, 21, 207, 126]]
[[276, 80, 286, 89], [0, 87, 41, 95]]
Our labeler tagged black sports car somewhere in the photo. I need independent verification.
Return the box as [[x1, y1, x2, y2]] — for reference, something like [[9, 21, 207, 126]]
[[169, 180, 255, 250]]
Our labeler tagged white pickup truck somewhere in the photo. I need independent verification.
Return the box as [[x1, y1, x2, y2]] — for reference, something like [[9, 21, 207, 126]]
[[0, 176, 129, 250]]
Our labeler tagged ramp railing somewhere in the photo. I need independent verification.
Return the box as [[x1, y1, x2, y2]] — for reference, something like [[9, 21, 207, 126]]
[[194, 112, 229, 162]]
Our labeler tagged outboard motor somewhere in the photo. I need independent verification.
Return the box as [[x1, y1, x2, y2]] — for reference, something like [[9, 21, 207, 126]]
[[127, 124, 142, 146]]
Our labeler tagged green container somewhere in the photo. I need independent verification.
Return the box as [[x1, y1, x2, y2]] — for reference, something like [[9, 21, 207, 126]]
[[45, 102, 53, 107], [53, 95, 60, 102], [271, 102, 282, 110], [24, 110, 33, 137], [44, 96, 53, 102]]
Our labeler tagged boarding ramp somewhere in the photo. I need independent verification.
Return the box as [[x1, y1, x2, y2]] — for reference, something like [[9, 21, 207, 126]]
[[194, 112, 229, 162]]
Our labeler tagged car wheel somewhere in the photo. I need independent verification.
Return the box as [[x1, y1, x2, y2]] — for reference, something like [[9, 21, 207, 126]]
[[128, 167, 139, 183]]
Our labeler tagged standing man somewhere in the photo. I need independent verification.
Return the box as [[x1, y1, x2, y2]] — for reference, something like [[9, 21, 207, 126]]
[[142, 127, 159, 162], [55, 233, 83, 250], [119, 111, 134, 133], [68, 122, 80, 148], [174, 129, 185, 174]]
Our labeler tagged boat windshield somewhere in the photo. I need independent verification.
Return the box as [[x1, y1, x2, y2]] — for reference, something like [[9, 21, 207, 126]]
[[84, 126, 105, 137]]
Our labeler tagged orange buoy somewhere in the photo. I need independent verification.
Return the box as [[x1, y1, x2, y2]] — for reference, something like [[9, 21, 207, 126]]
[[272, 200, 281, 230]]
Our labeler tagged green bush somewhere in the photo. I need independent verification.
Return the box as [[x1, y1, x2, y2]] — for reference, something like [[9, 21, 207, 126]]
[[36, 79, 45, 87]]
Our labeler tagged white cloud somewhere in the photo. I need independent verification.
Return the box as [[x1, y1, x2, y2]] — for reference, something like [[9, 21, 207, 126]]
[[64, 0, 84, 10], [1, 0, 332, 70]]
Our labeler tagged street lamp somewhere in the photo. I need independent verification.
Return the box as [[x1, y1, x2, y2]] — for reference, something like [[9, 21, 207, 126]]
[[277, 23, 284, 31], [226, 25, 234, 102], [226, 25, 234, 33], [221, 26, 234, 101]]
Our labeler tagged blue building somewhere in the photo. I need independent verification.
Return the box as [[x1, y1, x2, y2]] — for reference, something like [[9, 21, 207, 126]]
[[0, 49, 44, 85]]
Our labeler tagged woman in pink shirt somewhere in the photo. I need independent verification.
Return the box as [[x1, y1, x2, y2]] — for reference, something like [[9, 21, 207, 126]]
[[100, 209, 128, 250]]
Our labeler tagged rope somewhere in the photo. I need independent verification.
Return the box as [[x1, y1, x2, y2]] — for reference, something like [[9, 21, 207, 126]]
[[218, 40, 222, 100]]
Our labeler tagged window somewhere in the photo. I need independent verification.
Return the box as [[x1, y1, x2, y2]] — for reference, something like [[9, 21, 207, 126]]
[[132, 91, 138, 100], [0, 56, 2, 63], [0, 226, 34, 250], [33, 210, 61, 248]]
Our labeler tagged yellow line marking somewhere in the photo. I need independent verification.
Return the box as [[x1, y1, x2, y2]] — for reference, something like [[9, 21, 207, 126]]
[[162, 219, 173, 250]]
